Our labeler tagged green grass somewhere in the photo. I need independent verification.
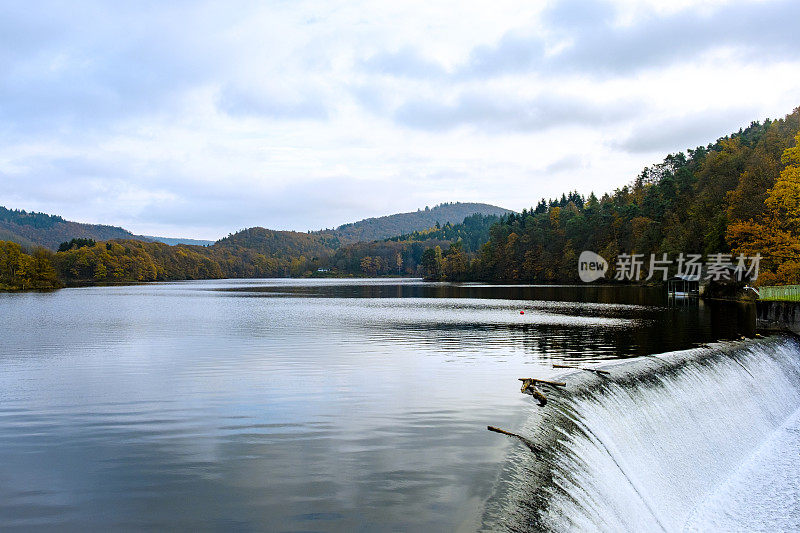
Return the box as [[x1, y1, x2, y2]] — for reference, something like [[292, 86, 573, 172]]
[[759, 285, 800, 301]]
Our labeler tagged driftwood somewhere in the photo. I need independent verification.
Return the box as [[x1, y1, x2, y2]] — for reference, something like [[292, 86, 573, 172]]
[[552, 363, 610, 376], [517, 377, 566, 388], [487, 426, 539, 453], [518, 378, 554, 406], [525, 385, 548, 406]]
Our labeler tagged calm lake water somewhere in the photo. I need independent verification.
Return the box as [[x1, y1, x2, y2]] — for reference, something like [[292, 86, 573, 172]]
[[0, 279, 755, 531]]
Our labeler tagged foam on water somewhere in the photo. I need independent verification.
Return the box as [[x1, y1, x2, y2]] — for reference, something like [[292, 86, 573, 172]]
[[684, 406, 800, 532], [481, 336, 800, 532]]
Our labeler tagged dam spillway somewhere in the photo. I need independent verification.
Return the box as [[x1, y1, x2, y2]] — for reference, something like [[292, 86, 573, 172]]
[[481, 336, 800, 532]]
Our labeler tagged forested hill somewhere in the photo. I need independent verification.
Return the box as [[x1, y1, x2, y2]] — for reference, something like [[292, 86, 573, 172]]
[[213, 227, 340, 258], [138, 235, 215, 246], [4, 105, 800, 288], [0, 206, 511, 289], [386, 213, 501, 253], [429, 107, 800, 285], [0, 207, 135, 250], [9, 102, 800, 289], [0, 207, 214, 250], [324, 202, 512, 243]]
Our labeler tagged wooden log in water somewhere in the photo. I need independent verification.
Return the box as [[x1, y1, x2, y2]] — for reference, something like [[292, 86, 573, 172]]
[[519, 379, 548, 406], [518, 377, 566, 387], [487, 425, 539, 453], [552, 363, 610, 376], [527, 385, 548, 407]]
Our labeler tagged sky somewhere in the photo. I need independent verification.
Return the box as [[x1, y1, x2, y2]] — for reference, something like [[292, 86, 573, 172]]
[[1, 0, 799, 240]]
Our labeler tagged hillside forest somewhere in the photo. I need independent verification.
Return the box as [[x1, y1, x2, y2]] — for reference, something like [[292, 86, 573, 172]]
[[1, 108, 798, 290], [461, 109, 800, 286]]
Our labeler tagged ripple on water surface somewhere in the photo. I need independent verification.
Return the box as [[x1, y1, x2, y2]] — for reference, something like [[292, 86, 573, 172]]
[[0, 279, 758, 530]]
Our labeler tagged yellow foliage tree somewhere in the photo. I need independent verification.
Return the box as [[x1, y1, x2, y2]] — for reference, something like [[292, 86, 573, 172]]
[[728, 130, 800, 285]]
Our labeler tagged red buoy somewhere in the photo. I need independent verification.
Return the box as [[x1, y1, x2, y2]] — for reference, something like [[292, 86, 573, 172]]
[[520, 310, 525, 315]]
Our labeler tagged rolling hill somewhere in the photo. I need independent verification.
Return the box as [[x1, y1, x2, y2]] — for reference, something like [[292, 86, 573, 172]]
[[211, 202, 513, 260], [213, 227, 340, 258], [138, 235, 215, 247], [1, 201, 514, 260], [0, 206, 218, 250], [0, 207, 136, 250], [324, 202, 513, 243]]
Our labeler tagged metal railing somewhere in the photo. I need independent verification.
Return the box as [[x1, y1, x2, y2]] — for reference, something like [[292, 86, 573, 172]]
[[758, 285, 800, 301]]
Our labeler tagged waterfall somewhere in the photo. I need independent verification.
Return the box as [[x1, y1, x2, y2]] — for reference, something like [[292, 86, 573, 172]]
[[480, 336, 800, 532]]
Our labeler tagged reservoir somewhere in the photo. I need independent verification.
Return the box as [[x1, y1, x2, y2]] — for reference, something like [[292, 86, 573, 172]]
[[0, 279, 792, 531]]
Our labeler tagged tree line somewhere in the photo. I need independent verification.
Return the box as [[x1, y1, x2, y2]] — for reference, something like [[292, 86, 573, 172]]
[[2, 108, 798, 290], [386, 213, 500, 252], [0, 241, 60, 290], [422, 109, 800, 285], [0, 232, 454, 290]]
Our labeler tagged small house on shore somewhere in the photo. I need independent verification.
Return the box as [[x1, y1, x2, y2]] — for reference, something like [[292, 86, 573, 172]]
[[667, 274, 700, 297]]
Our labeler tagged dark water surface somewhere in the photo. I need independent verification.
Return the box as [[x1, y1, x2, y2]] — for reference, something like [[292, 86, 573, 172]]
[[0, 279, 754, 531]]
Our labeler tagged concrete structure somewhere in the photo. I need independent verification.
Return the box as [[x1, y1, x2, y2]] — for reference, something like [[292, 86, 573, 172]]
[[756, 301, 800, 335]]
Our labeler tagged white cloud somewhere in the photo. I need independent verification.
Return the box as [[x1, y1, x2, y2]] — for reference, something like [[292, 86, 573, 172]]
[[0, 0, 799, 239]]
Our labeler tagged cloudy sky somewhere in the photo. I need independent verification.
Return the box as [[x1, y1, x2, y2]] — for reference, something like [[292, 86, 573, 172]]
[[1, 0, 799, 239]]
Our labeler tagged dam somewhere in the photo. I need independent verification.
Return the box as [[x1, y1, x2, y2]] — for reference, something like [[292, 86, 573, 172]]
[[480, 335, 800, 532], [0, 280, 792, 530]]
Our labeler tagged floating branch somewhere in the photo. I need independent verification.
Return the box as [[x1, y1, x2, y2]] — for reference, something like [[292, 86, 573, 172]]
[[487, 426, 540, 453], [526, 385, 548, 406], [519, 378, 550, 406], [518, 377, 566, 388], [552, 363, 610, 376]]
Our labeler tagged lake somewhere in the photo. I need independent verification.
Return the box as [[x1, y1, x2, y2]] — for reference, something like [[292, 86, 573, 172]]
[[0, 279, 756, 531]]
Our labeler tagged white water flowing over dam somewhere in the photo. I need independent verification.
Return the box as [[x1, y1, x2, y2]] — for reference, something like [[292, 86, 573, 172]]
[[480, 336, 800, 532]]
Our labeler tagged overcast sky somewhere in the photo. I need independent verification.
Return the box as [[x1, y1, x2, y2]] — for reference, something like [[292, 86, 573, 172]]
[[1, 0, 799, 239]]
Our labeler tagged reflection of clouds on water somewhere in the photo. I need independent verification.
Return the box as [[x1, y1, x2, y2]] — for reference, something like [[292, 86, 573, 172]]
[[0, 278, 756, 530]]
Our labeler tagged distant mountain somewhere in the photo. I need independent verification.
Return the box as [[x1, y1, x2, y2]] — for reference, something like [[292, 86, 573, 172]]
[[138, 235, 215, 247], [0, 225, 37, 249], [325, 202, 513, 243], [0, 206, 220, 250], [1, 202, 518, 285], [213, 227, 340, 258], [1, 201, 512, 256], [385, 212, 502, 252], [0, 206, 135, 250]]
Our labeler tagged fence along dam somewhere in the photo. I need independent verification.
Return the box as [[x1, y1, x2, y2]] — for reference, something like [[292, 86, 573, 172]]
[[479, 335, 800, 532]]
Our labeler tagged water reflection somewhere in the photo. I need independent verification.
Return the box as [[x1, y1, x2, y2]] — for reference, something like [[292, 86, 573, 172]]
[[0, 279, 755, 530], [209, 279, 755, 360]]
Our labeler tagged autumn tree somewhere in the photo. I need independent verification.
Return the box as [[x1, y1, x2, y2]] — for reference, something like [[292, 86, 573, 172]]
[[728, 129, 800, 284]]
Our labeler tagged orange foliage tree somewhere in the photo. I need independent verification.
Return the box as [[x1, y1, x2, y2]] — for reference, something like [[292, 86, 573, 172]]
[[728, 130, 800, 285]]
